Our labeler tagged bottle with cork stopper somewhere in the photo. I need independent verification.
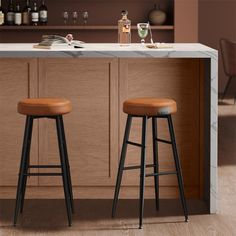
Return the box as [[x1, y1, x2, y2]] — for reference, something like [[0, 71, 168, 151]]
[[118, 10, 131, 45]]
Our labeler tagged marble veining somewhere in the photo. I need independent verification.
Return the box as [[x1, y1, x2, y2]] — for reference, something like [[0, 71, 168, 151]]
[[0, 43, 217, 58]]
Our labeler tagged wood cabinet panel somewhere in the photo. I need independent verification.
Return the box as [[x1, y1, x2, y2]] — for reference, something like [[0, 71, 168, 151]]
[[38, 58, 118, 186], [0, 58, 38, 186], [119, 58, 203, 198], [0, 57, 204, 200]]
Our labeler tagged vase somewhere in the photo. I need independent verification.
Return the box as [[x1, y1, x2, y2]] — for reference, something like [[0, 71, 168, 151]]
[[148, 3, 166, 25]]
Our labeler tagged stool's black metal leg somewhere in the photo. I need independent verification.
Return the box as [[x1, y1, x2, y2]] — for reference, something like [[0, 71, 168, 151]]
[[59, 116, 74, 214], [56, 116, 72, 226], [13, 116, 32, 226], [152, 117, 159, 210], [20, 116, 34, 213], [112, 114, 132, 217], [139, 116, 147, 229], [167, 115, 189, 222]]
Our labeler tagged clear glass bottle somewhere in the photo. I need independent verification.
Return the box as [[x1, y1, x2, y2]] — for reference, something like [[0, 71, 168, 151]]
[[118, 10, 131, 45]]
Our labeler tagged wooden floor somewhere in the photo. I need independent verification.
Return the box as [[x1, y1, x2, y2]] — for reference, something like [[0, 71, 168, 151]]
[[1, 98, 236, 235]]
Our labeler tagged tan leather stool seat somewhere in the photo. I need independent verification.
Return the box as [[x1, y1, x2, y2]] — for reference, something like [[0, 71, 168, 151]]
[[123, 97, 177, 116], [18, 98, 72, 116]]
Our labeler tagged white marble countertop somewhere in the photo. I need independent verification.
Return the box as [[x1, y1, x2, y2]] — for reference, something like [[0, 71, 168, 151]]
[[0, 43, 217, 58], [0, 42, 218, 214]]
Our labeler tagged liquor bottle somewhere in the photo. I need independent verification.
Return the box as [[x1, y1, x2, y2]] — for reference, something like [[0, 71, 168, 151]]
[[39, 0, 47, 25], [118, 10, 131, 45], [14, 2, 22, 25], [0, 0, 5, 25], [6, 0, 14, 25], [31, 2, 39, 26], [22, 0, 31, 25]]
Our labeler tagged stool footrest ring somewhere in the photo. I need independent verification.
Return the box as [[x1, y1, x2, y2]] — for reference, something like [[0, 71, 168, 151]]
[[24, 173, 62, 176], [123, 164, 156, 171], [29, 165, 61, 168], [145, 171, 177, 177], [126, 141, 143, 147], [156, 138, 172, 144]]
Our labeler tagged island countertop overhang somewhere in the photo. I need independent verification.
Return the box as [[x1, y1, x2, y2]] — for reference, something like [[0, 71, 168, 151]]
[[0, 44, 218, 215], [0, 43, 217, 58]]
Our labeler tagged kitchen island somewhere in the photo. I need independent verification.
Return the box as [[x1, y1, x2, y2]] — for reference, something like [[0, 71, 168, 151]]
[[0, 43, 217, 213]]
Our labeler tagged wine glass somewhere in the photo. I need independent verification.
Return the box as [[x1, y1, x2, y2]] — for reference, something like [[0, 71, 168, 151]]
[[82, 11, 88, 24], [137, 23, 149, 44], [72, 11, 78, 25], [62, 11, 69, 25]]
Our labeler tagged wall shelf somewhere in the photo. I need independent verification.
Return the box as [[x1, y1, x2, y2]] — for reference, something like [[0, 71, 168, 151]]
[[0, 0, 176, 43], [0, 25, 174, 30]]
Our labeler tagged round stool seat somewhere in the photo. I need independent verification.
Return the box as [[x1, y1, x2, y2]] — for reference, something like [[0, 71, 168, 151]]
[[18, 98, 72, 116], [123, 97, 177, 116]]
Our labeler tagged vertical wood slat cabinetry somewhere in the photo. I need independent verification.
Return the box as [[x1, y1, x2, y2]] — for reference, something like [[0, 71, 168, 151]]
[[0, 58, 38, 186], [38, 58, 119, 186], [119, 58, 203, 198], [0, 57, 203, 199]]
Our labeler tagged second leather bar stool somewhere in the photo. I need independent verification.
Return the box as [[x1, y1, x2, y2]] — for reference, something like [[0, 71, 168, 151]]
[[13, 98, 74, 226], [112, 97, 188, 229]]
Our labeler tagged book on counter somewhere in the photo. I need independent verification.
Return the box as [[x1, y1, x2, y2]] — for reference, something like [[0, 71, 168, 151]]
[[33, 35, 84, 49]]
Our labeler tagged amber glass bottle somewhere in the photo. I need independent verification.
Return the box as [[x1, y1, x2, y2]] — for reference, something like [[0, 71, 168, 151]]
[[118, 10, 131, 45]]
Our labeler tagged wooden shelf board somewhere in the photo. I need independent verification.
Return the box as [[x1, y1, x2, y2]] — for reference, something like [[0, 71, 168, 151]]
[[0, 25, 174, 30]]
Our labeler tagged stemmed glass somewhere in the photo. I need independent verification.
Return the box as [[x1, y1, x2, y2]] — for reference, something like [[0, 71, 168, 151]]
[[62, 11, 69, 25], [137, 23, 149, 44], [72, 11, 78, 25], [82, 11, 88, 24]]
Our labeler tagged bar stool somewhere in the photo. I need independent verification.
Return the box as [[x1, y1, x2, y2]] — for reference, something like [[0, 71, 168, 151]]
[[112, 97, 188, 229], [13, 98, 74, 226]]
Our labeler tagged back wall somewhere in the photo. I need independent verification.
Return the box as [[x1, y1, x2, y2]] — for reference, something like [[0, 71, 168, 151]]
[[198, 0, 236, 94]]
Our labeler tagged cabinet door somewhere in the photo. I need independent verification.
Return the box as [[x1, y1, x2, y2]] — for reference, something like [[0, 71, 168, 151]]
[[38, 58, 118, 186], [0, 58, 38, 186], [119, 58, 203, 198]]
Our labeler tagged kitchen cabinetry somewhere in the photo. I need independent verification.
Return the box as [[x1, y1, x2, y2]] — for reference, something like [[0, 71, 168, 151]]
[[37, 58, 118, 186], [0, 57, 204, 200], [119, 58, 203, 199], [0, 58, 38, 186]]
